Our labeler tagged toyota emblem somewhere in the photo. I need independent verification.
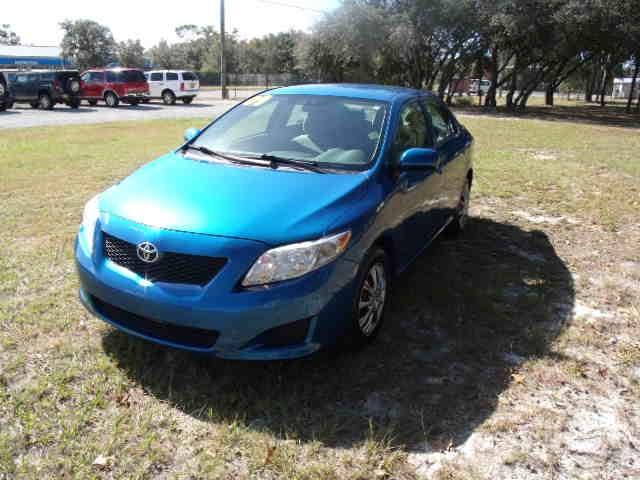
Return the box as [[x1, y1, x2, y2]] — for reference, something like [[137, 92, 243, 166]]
[[136, 241, 159, 263]]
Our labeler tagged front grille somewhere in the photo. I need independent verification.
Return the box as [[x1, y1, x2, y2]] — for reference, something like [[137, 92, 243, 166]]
[[103, 232, 226, 286], [91, 295, 219, 349]]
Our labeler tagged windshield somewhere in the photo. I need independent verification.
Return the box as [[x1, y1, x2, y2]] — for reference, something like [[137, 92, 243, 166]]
[[192, 94, 387, 167]]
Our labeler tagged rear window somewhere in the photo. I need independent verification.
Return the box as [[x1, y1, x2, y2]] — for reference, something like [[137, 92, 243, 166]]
[[166, 72, 179, 81], [181, 72, 197, 81], [114, 70, 146, 83]]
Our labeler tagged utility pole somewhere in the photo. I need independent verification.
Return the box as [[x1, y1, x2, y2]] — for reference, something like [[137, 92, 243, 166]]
[[220, 0, 228, 99]]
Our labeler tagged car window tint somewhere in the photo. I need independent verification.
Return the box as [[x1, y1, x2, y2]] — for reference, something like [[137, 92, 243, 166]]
[[391, 102, 428, 162], [423, 99, 453, 144], [91, 72, 105, 83], [182, 72, 197, 81], [16, 75, 29, 83], [40, 73, 54, 82], [150, 72, 163, 81], [166, 72, 179, 81]]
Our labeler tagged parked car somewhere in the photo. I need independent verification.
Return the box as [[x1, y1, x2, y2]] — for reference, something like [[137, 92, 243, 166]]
[[75, 84, 473, 360], [80, 68, 149, 107], [468, 79, 491, 96], [5, 70, 82, 109], [0, 72, 12, 111], [145, 70, 199, 105]]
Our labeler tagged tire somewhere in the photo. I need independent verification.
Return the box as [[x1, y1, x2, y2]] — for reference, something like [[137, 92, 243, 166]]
[[39, 93, 54, 110], [88, 99, 98, 106], [182, 97, 194, 104], [0, 102, 7, 112], [104, 92, 119, 108], [446, 178, 471, 235], [67, 78, 81, 95], [30, 102, 39, 109], [162, 90, 176, 105], [344, 247, 391, 349], [68, 98, 81, 109]]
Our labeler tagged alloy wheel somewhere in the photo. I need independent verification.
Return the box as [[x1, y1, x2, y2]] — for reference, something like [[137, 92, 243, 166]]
[[357, 262, 387, 336]]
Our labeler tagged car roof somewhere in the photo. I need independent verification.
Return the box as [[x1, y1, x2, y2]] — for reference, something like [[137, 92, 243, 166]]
[[147, 70, 193, 73], [84, 68, 143, 72], [270, 83, 434, 103]]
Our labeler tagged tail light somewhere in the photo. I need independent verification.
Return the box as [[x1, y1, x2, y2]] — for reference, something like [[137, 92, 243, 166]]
[[53, 79, 62, 91], [180, 82, 185, 91]]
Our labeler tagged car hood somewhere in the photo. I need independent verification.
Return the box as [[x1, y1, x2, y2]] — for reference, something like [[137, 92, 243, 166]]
[[100, 152, 370, 245]]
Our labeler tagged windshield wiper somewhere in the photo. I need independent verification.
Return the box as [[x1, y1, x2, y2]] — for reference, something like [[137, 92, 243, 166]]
[[183, 145, 267, 167], [246, 153, 326, 174]]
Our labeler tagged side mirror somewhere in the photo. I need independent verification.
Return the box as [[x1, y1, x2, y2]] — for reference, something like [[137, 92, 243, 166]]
[[398, 147, 440, 172], [183, 127, 201, 142]]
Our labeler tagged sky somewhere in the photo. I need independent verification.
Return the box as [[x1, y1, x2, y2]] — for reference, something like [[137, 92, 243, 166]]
[[4, 0, 340, 48]]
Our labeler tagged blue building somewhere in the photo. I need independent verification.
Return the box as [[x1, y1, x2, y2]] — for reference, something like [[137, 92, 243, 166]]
[[0, 45, 71, 69]]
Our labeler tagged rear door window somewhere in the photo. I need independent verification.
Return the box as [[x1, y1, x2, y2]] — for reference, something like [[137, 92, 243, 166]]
[[422, 98, 457, 145], [166, 72, 179, 81], [117, 70, 146, 83]]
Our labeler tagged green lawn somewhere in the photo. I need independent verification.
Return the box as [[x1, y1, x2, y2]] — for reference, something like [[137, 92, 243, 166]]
[[1, 114, 638, 479]]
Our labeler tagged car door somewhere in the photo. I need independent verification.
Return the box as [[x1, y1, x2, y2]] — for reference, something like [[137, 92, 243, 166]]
[[422, 97, 468, 222], [12, 73, 31, 101], [148, 72, 164, 97], [385, 100, 444, 267]]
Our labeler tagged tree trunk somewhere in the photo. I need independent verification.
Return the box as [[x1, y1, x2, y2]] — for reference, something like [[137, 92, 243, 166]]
[[585, 63, 598, 103], [506, 58, 518, 111], [627, 58, 639, 113], [485, 46, 498, 107], [545, 84, 554, 106], [599, 61, 609, 107]]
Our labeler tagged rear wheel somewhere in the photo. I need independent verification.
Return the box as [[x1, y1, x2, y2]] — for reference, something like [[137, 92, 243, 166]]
[[68, 98, 81, 109], [162, 90, 176, 105], [30, 102, 39, 109], [39, 93, 54, 110], [344, 248, 390, 349], [446, 179, 471, 235], [182, 96, 194, 104]]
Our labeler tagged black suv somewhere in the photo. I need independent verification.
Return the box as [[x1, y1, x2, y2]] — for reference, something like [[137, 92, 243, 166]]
[[7, 70, 82, 109], [0, 72, 12, 111]]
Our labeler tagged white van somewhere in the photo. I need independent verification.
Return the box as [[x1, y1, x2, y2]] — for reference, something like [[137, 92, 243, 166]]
[[144, 70, 199, 105]]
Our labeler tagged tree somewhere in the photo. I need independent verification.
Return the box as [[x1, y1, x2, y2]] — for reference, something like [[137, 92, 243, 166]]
[[118, 39, 145, 68], [0, 24, 20, 45], [60, 20, 117, 70]]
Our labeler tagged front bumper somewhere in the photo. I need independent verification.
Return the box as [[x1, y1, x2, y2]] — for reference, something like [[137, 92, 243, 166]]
[[75, 216, 360, 360]]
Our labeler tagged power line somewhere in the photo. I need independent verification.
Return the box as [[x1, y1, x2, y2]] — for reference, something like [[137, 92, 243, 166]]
[[249, 0, 327, 14]]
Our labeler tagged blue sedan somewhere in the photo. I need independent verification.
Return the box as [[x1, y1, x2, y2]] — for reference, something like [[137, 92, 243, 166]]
[[75, 84, 474, 360]]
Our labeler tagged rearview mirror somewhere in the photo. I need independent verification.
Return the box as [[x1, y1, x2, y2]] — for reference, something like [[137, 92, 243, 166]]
[[398, 147, 440, 172], [183, 127, 201, 142]]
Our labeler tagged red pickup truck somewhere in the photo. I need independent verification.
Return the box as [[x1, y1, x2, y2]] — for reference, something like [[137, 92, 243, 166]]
[[80, 68, 150, 107]]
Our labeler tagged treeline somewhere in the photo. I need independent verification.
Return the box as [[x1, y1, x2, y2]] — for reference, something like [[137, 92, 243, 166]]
[[303, 0, 640, 111]]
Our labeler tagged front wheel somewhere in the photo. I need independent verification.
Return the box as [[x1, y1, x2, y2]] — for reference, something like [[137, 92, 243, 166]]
[[446, 179, 471, 235], [162, 90, 176, 105], [104, 92, 119, 108], [39, 93, 54, 110], [344, 248, 390, 349]]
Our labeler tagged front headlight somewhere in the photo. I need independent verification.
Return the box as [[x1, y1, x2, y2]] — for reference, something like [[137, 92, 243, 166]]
[[80, 194, 101, 253], [242, 230, 352, 287]]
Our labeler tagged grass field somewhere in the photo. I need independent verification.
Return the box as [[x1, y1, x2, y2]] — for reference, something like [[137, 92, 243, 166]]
[[1, 112, 639, 479]]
